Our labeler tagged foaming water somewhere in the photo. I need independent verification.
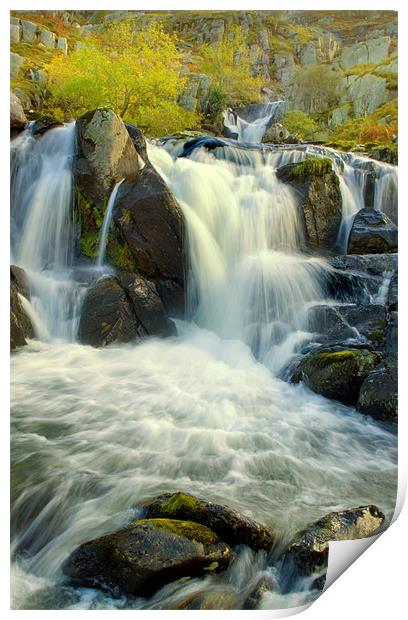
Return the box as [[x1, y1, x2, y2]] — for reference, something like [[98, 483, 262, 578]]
[[11, 329, 397, 609], [149, 143, 329, 370], [11, 124, 86, 340]]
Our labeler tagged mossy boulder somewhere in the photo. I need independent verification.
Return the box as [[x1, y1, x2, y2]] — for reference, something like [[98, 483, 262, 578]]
[[78, 273, 176, 347], [357, 353, 397, 421], [142, 491, 276, 551], [63, 518, 231, 597], [277, 157, 342, 251], [348, 207, 398, 254], [291, 346, 381, 406], [281, 505, 384, 579]]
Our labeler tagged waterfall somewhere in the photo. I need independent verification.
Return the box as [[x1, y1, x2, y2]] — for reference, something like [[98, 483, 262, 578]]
[[10, 123, 85, 341], [148, 142, 329, 372], [374, 162, 398, 223], [223, 101, 284, 143], [96, 179, 124, 268]]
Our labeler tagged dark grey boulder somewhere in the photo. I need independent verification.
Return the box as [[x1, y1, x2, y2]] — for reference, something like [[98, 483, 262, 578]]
[[63, 518, 231, 597], [282, 505, 384, 578], [348, 208, 397, 254], [78, 273, 175, 347], [357, 354, 397, 421], [142, 491, 276, 551], [10, 266, 33, 350]]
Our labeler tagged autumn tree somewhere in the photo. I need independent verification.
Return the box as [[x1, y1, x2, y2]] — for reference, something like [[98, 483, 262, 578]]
[[46, 20, 200, 135], [198, 25, 262, 107]]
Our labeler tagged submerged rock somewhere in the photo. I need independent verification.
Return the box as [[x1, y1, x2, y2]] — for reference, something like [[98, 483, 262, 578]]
[[10, 266, 33, 351], [78, 273, 175, 347], [177, 588, 237, 610], [357, 354, 397, 421], [63, 518, 231, 597], [243, 575, 275, 609], [348, 208, 398, 254], [277, 158, 342, 251], [74, 108, 140, 209], [291, 346, 381, 406], [282, 505, 384, 578], [142, 491, 276, 550]]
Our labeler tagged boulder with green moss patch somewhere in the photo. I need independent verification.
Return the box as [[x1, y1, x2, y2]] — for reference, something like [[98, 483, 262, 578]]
[[277, 158, 342, 251], [63, 517, 231, 596], [281, 505, 384, 580], [291, 346, 381, 405], [142, 491, 276, 550], [357, 353, 397, 421]]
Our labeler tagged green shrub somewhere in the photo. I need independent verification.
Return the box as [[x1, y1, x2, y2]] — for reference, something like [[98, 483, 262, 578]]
[[282, 110, 319, 139]]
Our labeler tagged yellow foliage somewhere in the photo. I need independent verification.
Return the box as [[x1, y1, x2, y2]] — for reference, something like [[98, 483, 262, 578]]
[[197, 25, 262, 106], [45, 20, 194, 135]]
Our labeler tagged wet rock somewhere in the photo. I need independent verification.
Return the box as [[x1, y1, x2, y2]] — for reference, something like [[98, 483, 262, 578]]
[[78, 273, 175, 347], [142, 491, 276, 550], [30, 117, 64, 136], [348, 208, 398, 254], [385, 311, 397, 353], [177, 588, 237, 610], [116, 272, 176, 337], [113, 165, 184, 283], [262, 123, 289, 144], [330, 254, 397, 279], [74, 108, 140, 209], [308, 303, 387, 349], [10, 267, 33, 351], [277, 158, 342, 251], [283, 506, 384, 577], [243, 575, 275, 609], [10, 93, 27, 128], [63, 518, 231, 597], [368, 146, 398, 165], [124, 122, 148, 162], [357, 354, 397, 421], [291, 346, 381, 406]]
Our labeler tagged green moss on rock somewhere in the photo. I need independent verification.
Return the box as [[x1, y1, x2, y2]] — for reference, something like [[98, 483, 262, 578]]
[[283, 157, 334, 183], [134, 518, 220, 545]]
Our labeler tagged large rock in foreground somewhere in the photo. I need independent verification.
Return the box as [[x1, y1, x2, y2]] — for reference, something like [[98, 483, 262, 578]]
[[277, 158, 342, 252], [63, 518, 231, 597], [74, 108, 140, 208], [348, 208, 398, 254], [282, 505, 384, 578], [78, 273, 176, 347], [142, 491, 276, 551], [291, 346, 381, 406]]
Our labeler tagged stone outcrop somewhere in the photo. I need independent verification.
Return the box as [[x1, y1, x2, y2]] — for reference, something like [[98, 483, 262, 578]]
[[357, 354, 397, 421], [10, 52, 24, 79], [348, 208, 398, 254], [277, 158, 342, 251], [10, 93, 27, 128], [10, 266, 33, 351], [78, 273, 176, 347], [63, 518, 231, 597], [178, 73, 211, 114]]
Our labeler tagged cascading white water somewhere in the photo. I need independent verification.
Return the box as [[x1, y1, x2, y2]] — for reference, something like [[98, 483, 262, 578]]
[[96, 178, 125, 268], [149, 142, 329, 372], [374, 161, 398, 223], [223, 101, 284, 143], [11, 123, 86, 341], [10, 117, 398, 610]]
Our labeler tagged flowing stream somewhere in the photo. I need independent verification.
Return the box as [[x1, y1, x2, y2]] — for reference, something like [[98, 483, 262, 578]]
[[10, 118, 398, 610]]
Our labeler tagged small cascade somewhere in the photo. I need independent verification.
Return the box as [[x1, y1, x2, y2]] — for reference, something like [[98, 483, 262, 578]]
[[96, 178, 125, 268], [374, 162, 398, 223], [223, 101, 284, 143], [375, 271, 393, 305], [10, 123, 86, 341]]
